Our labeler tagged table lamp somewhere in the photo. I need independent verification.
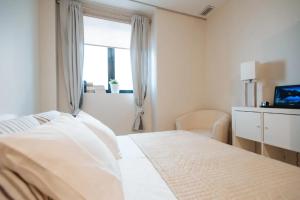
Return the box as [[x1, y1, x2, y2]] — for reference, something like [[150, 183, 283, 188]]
[[241, 61, 258, 107]]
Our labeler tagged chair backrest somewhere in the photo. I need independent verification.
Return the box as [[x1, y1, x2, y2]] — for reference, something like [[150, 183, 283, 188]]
[[176, 109, 229, 130]]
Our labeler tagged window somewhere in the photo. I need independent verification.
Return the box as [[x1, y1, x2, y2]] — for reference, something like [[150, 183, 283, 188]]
[[83, 16, 133, 93]]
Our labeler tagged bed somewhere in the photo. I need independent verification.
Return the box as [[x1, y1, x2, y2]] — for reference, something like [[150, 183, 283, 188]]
[[0, 111, 300, 200]]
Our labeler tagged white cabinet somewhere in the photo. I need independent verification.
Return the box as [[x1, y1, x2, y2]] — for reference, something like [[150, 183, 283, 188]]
[[232, 107, 300, 162], [235, 111, 261, 142], [264, 113, 300, 152]]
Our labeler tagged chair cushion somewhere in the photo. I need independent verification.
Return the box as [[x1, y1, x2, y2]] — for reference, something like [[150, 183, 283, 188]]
[[189, 129, 213, 138]]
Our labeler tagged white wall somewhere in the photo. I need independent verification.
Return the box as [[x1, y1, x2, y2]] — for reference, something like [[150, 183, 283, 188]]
[[82, 93, 135, 134], [58, 85, 152, 135], [0, 0, 39, 116], [39, 0, 57, 112], [204, 0, 300, 112], [151, 9, 206, 131]]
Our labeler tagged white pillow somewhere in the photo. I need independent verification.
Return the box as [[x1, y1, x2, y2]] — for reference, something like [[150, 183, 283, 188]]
[[76, 111, 121, 159], [0, 115, 124, 200], [0, 115, 40, 134], [33, 110, 61, 124]]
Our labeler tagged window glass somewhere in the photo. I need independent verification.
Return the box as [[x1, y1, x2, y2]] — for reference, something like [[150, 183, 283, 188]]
[[83, 16, 133, 92], [83, 45, 108, 88], [115, 48, 132, 90]]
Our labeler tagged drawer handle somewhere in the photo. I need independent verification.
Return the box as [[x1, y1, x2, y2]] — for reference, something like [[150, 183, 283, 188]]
[[256, 125, 260, 128], [264, 127, 269, 130]]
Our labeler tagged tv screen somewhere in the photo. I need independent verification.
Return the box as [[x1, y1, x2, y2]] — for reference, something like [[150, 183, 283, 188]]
[[274, 85, 300, 108]]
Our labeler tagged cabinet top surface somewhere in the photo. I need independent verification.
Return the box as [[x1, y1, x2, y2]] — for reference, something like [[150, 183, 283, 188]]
[[232, 106, 300, 115]]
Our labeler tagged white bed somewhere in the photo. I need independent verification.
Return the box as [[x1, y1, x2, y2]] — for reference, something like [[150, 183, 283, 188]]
[[1, 112, 300, 200]]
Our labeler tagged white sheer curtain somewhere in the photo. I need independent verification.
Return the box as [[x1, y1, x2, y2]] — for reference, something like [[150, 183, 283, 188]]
[[58, 0, 84, 115], [130, 15, 150, 131]]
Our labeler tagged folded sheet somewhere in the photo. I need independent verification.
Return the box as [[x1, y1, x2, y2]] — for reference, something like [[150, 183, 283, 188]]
[[117, 136, 177, 200]]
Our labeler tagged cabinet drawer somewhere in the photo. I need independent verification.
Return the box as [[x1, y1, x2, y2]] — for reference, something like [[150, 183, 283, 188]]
[[264, 113, 300, 152], [235, 111, 261, 142]]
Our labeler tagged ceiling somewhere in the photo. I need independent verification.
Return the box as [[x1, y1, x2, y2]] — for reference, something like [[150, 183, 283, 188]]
[[131, 0, 227, 17], [88, 0, 227, 19]]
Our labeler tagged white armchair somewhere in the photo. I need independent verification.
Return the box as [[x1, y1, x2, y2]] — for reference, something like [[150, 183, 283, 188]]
[[175, 109, 230, 143]]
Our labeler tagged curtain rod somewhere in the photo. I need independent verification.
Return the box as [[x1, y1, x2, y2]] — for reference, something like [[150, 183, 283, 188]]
[[128, 0, 206, 21], [57, 0, 152, 24]]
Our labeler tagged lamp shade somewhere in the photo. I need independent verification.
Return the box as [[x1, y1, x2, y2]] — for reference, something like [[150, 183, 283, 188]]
[[240, 61, 257, 81]]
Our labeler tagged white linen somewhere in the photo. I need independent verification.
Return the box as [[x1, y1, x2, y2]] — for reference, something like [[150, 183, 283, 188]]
[[33, 110, 61, 124], [0, 167, 50, 200], [77, 111, 121, 159], [0, 115, 40, 134], [0, 115, 124, 200], [117, 136, 177, 200]]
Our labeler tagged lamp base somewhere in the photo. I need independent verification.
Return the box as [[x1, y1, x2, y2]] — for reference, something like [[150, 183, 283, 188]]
[[242, 80, 257, 107]]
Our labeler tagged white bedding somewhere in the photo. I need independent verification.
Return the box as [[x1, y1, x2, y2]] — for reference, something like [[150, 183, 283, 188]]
[[117, 136, 177, 200], [0, 116, 124, 200], [2, 111, 300, 200]]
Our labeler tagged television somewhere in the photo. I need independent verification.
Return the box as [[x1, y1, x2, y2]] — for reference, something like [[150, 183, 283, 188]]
[[274, 85, 300, 108]]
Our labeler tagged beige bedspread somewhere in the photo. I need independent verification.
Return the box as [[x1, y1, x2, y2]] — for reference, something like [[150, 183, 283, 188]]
[[130, 131, 300, 200]]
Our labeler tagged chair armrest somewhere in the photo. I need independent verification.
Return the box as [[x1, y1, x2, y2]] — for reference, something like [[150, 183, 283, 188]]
[[175, 115, 191, 130], [211, 117, 230, 143]]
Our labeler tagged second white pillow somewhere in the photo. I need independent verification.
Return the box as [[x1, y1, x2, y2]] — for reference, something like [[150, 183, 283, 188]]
[[76, 111, 121, 159]]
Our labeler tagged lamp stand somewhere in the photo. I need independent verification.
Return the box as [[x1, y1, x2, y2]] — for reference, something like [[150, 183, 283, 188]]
[[243, 81, 248, 106], [253, 80, 257, 107], [243, 80, 257, 107]]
